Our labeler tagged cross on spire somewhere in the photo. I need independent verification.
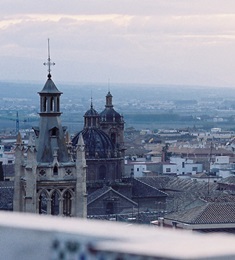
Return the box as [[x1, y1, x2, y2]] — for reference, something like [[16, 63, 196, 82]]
[[43, 38, 55, 79]]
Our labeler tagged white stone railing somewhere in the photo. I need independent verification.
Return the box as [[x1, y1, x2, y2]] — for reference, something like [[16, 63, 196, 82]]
[[1, 211, 235, 259]]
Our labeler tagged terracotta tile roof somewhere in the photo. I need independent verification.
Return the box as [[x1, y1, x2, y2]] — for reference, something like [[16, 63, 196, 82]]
[[165, 178, 218, 192], [165, 202, 235, 225], [136, 176, 173, 190], [192, 173, 209, 178], [169, 147, 233, 156], [132, 178, 168, 198], [87, 186, 110, 204], [87, 186, 137, 206], [218, 176, 235, 184]]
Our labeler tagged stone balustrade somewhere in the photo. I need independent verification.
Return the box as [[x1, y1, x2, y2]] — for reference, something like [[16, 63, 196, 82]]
[[1, 211, 235, 259]]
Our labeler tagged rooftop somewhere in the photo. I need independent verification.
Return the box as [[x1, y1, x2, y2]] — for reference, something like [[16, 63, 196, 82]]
[[165, 202, 235, 225]]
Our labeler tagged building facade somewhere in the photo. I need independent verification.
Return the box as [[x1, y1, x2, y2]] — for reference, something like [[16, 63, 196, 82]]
[[163, 157, 203, 175], [72, 92, 125, 183], [13, 70, 87, 217]]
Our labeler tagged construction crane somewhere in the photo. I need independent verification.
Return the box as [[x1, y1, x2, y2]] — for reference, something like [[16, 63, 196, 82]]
[[16, 111, 19, 134]]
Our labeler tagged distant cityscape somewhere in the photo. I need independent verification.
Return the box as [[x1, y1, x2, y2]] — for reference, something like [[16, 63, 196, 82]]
[[1, 81, 235, 133], [2, 79, 235, 233]]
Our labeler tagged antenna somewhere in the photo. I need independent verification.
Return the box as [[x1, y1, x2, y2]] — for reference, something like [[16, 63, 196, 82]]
[[43, 38, 55, 78]]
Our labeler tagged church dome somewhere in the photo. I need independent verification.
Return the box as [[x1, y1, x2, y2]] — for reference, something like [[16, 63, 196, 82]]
[[100, 91, 122, 123], [84, 106, 99, 117], [84, 102, 100, 128], [100, 108, 122, 123], [72, 128, 115, 159]]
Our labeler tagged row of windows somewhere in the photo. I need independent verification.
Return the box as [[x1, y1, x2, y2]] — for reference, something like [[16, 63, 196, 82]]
[[39, 190, 73, 216], [165, 167, 198, 173], [41, 96, 60, 113]]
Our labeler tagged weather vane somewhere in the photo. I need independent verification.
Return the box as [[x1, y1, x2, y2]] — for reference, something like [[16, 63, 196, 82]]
[[43, 38, 55, 78]]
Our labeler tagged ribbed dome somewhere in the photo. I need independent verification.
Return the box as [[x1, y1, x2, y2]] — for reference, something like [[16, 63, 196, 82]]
[[100, 108, 121, 123], [84, 106, 99, 117], [72, 128, 115, 158]]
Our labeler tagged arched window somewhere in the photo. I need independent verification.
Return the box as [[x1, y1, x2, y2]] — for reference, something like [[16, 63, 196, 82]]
[[39, 191, 48, 214], [50, 127, 58, 137], [51, 190, 60, 216], [99, 165, 106, 180], [43, 97, 47, 112], [50, 97, 54, 112], [63, 190, 72, 217], [53, 165, 58, 175], [57, 97, 60, 112], [111, 133, 116, 144]]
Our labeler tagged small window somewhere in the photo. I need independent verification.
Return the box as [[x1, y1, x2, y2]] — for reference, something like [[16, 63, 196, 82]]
[[43, 97, 47, 112], [137, 168, 139, 171], [192, 167, 197, 171], [53, 166, 58, 175], [50, 127, 58, 137], [166, 168, 171, 173], [52, 128, 57, 136]]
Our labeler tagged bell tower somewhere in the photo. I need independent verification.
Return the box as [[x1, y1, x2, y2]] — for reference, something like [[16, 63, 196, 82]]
[[100, 91, 125, 153], [13, 40, 87, 217]]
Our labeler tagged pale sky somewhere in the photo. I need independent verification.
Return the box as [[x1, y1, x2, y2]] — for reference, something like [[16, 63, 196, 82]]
[[1, 0, 235, 87]]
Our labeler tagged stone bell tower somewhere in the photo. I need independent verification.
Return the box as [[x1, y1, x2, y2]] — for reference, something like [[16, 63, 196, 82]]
[[13, 40, 87, 217]]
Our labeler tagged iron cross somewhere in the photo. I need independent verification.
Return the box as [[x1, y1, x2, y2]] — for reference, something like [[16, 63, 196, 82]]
[[43, 38, 55, 74]]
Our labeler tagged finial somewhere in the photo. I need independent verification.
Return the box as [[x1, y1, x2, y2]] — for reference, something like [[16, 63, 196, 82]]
[[90, 90, 93, 108], [108, 78, 110, 93], [43, 38, 55, 78]]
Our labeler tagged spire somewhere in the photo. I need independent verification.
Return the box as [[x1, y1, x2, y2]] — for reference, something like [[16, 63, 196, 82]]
[[76, 134, 85, 152], [28, 132, 35, 147], [16, 132, 22, 145], [36, 39, 69, 163], [39, 39, 62, 115], [43, 38, 55, 79]]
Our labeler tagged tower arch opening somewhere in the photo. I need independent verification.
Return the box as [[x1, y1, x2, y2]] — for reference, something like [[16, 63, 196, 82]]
[[63, 190, 72, 216], [39, 190, 48, 214], [51, 190, 60, 216]]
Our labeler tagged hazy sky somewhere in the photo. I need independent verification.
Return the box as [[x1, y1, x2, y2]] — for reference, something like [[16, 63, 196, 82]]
[[1, 0, 235, 87]]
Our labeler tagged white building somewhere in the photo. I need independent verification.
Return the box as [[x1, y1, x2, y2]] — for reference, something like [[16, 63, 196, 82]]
[[0, 145, 15, 165], [210, 156, 235, 178], [124, 160, 162, 177], [163, 157, 203, 175]]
